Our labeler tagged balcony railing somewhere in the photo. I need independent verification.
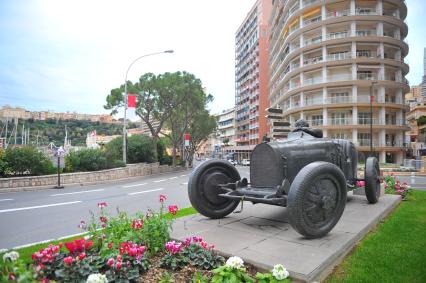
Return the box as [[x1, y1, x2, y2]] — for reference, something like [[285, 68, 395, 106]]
[[328, 74, 352, 82], [356, 50, 379, 58], [304, 36, 322, 46], [355, 8, 378, 15], [357, 73, 378, 80], [326, 96, 353, 104], [356, 30, 377, 37], [304, 98, 323, 106], [330, 118, 353, 125], [303, 55, 323, 66], [326, 31, 349, 40], [304, 15, 322, 26], [304, 77, 323, 86], [302, 0, 321, 7], [327, 52, 351, 61], [305, 119, 324, 126], [326, 9, 350, 19]]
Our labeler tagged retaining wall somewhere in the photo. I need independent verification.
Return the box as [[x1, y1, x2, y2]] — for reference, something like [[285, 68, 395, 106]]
[[0, 163, 183, 189]]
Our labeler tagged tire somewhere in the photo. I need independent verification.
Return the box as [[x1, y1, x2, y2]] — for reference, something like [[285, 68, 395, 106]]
[[365, 157, 380, 204], [287, 162, 347, 238], [336, 139, 358, 181], [188, 159, 240, 219]]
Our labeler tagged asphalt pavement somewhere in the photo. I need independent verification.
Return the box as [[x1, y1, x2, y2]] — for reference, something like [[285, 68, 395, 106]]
[[0, 165, 250, 251]]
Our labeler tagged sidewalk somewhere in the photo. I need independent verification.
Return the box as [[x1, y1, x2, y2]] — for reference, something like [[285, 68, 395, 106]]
[[171, 192, 401, 282]]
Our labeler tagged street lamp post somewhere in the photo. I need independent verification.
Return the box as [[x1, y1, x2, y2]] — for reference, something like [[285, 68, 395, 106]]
[[122, 50, 174, 164], [369, 80, 378, 157]]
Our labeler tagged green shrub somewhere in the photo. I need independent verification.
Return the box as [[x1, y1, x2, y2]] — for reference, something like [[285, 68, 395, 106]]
[[3, 146, 55, 176], [105, 135, 157, 164], [65, 148, 108, 172]]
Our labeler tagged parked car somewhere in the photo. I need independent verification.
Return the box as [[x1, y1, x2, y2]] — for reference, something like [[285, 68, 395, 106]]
[[227, 159, 237, 166], [241, 159, 250, 166]]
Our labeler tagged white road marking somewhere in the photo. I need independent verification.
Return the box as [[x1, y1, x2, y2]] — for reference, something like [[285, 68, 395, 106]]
[[0, 201, 82, 214], [181, 182, 188, 185], [128, 188, 164, 196], [50, 189, 104, 197], [0, 199, 14, 202], [153, 179, 166, 183], [122, 183, 148, 188], [169, 177, 178, 180], [180, 174, 187, 177]]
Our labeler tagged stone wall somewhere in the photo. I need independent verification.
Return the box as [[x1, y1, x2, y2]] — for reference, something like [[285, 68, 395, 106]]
[[0, 163, 183, 189]]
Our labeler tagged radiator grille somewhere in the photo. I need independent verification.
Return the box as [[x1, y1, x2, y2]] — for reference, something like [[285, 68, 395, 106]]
[[250, 143, 283, 188]]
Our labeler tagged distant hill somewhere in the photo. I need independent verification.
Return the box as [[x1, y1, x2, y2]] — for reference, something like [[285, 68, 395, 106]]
[[0, 118, 138, 146]]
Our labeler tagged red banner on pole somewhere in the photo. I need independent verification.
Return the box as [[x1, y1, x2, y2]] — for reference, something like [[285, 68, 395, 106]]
[[184, 133, 190, 146], [128, 95, 137, 108], [370, 95, 374, 103]]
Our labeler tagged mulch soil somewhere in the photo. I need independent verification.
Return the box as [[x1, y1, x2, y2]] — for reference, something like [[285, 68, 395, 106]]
[[137, 252, 259, 282]]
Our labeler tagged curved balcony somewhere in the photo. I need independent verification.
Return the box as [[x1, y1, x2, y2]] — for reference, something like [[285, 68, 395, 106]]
[[270, 9, 408, 71]]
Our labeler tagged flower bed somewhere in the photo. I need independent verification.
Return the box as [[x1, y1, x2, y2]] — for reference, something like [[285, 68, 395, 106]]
[[1, 195, 292, 282]]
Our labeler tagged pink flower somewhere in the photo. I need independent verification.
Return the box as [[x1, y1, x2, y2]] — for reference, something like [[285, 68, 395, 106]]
[[168, 205, 179, 215], [159, 194, 167, 203], [63, 256, 74, 265], [116, 261, 122, 270], [165, 241, 183, 254], [117, 254, 122, 261], [108, 242, 113, 249], [97, 202, 107, 208], [78, 252, 86, 261], [200, 241, 208, 249], [184, 237, 192, 246], [356, 180, 365, 187], [209, 244, 215, 250], [107, 258, 114, 267], [99, 216, 108, 223], [131, 219, 143, 229]]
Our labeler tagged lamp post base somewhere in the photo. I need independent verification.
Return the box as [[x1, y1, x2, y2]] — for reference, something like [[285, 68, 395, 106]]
[[54, 185, 64, 189]]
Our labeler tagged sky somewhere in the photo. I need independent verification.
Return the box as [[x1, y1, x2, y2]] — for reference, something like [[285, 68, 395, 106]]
[[0, 0, 425, 116]]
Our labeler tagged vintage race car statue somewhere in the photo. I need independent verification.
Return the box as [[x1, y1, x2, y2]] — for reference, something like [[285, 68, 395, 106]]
[[188, 120, 381, 238]]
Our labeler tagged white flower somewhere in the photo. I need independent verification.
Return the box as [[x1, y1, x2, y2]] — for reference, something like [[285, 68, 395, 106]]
[[225, 256, 244, 269], [272, 264, 289, 280], [2, 251, 19, 262], [86, 273, 108, 283]]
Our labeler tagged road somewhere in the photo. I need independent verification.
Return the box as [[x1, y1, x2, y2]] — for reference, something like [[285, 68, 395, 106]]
[[0, 165, 250, 251]]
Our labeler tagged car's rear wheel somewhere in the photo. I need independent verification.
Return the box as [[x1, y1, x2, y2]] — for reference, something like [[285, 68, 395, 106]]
[[287, 162, 347, 238], [188, 159, 240, 219], [365, 157, 380, 204]]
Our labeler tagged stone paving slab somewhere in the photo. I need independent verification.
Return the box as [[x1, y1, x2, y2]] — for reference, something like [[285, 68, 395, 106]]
[[171, 192, 401, 282]]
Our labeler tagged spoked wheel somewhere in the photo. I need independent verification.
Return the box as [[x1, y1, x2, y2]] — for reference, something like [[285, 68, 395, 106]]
[[287, 162, 347, 238], [365, 157, 381, 204], [188, 159, 240, 219]]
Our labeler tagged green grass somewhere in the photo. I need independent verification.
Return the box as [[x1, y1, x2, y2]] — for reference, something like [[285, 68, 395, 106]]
[[326, 190, 426, 283], [1, 206, 197, 265]]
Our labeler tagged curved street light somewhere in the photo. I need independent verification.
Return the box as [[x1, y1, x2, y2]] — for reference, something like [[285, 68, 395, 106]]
[[123, 50, 174, 164]]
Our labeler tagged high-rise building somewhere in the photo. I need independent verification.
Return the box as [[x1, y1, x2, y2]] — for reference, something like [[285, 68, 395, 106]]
[[269, 0, 409, 164], [235, 0, 272, 146], [422, 48, 426, 97]]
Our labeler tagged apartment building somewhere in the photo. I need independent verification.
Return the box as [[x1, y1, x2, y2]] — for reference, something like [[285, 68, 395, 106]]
[[235, 0, 272, 146], [216, 107, 236, 146], [0, 105, 115, 123], [269, 0, 409, 164]]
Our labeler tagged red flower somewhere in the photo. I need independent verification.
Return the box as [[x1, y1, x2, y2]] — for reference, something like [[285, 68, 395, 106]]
[[63, 256, 74, 265], [116, 261, 122, 270], [200, 241, 208, 249], [97, 202, 107, 208], [107, 258, 114, 267], [78, 252, 86, 261], [159, 194, 167, 203], [168, 205, 178, 215], [99, 216, 108, 223], [108, 242, 113, 249]]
